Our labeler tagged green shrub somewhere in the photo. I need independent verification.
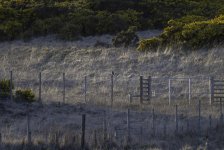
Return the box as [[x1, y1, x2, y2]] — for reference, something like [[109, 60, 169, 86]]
[[112, 26, 139, 47], [138, 15, 224, 51], [15, 89, 35, 103], [0, 79, 14, 99]]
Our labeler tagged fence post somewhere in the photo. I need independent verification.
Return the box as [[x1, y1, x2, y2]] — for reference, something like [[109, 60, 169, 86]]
[[10, 70, 13, 101], [186, 117, 189, 133], [128, 93, 132, 104], [198, 100, 201, 137], [103, 111, 107, 141], [188, 78, 191, 105], [84, 76, 87, 103], [111, 72, 114, 106], [27, 105, 31, 145], [63, 73, 65, 104], [220, 102, 223, 126], [209, 77, 214, 105], [39, 72, 42, 103], [169, 79, 171, 105], [152, 108, 155, 136], [175, 105, 178, 135], [140, 76, 143, 104], [140, 126, 143, 145], [81, 114, 86, 149], [209, 115, 212, 129], [127, 109, 130, 143], [163, 121, 166, 138], [148, 76, 151, 102]]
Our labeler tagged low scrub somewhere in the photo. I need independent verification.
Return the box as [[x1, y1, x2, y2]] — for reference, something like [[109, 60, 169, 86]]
[[138, 15, 224, 51], [15, 89, 35, 103]]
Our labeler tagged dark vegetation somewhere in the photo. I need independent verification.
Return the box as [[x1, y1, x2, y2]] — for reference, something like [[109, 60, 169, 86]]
[[0, 0, 224, 49], [138, 15, 224, 51], [0, 79, 35, 103]]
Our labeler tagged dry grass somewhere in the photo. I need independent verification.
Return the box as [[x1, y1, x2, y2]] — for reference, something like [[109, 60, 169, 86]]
[[0, 31, 224, 149]]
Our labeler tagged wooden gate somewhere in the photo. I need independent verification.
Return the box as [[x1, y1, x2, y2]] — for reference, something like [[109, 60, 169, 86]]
[[140, 76, 151, 103], [211, 77, 224, 104]]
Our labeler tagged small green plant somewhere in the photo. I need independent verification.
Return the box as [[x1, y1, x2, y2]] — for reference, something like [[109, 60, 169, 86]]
[[15, 89, 35, 103], [0, 79, 14, 99]]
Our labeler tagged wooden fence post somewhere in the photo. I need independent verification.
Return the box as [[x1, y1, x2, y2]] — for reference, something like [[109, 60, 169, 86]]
[[198, 100, 201, 137], [84, 76, 87, 103], [140, 126, 143, 145], [39, 72, 42, 103], [188, 78, 191, 105], [63, 73, 65, 104], [209, 115, 212, 129], [127, 109, 130, 142], [148, 76, 151, 102], [81, 114, 86, 149], [27, 105, 31, 145], [103, 111, 107, 141], [209, 77, 214, 105], [186, 117, 189, 133], [152, 108, 155, 136], [175, 105, 178, 134], [163, 121, 166, 138], [111, 72, 114, 106], [129, 93, 132, 104], [139, 76, 143, 104], [94, 130, 97, 147], [220, 103, 223, 126], [10, 70, 13, 101], [169, 79, 171, 105]]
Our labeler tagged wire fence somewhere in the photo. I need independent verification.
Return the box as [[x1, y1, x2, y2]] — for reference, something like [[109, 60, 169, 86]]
[[0, 102, 223, 148], [0, 70, 213, 106]]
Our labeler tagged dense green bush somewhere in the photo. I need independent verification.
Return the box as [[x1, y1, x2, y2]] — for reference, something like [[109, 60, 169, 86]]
[[138, 15, 224, 51], [15, 89, 35, 103], [112, 26, 139, 47], [0, 79, 14, 99]]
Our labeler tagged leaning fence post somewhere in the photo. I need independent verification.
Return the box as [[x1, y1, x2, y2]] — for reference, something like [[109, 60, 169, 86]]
[[188, 78, 191, 105], [81, 114, 86, 149], [27, 105, 31, 145], [169, 79, 171, 105], [175, 105, 178, 134], [10, 70, 13, 101], [198, 100, 201, 137], [39, 72, 42, 103], [63, 73, 65, 104], [209, 77, 214, 105], [127, 109, 130, 142]]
